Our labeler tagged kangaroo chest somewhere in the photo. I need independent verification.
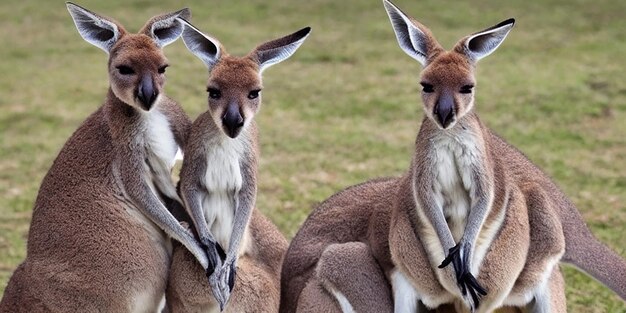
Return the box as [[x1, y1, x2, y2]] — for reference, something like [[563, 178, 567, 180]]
[[142, 109, 181, 201], [121, 109, 179, 256], [144, 109, 179, 170], [429, 133, 482, 242], [201, 137, 245, 252]]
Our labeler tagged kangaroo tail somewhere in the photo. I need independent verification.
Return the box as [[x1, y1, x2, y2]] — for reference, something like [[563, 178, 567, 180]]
[[559, 201, 626, 299]]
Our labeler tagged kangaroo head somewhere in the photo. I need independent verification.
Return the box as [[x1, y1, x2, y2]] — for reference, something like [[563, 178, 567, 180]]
[[383, 0, 514, 130], [66, 2, 190, 111], [178, 19, 311, 139]]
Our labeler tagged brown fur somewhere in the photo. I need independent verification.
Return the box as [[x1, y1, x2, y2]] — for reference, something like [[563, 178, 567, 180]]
[[166, 210, 287, 313], [0, 4, 193, 313], [280, 178, 404, 312], [295, 241, 394, 313]]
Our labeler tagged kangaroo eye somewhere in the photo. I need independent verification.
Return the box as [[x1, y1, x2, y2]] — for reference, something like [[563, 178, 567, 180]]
[[207, 87, 221, 100], [460, 85, 474, 94], [420, 83, 434, 93], [248, 89, 261, 100], [158, 65, 168, 74], [116, 65, 135, 75]]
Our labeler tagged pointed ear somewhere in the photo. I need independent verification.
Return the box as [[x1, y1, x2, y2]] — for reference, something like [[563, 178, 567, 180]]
[[140, 8, 191, 48], [382, 0, 441, 66], [253, 27, 311, 73], [177, 18, 222, 69], [459, 18, 515, 62], [66, 2, 123, 53]]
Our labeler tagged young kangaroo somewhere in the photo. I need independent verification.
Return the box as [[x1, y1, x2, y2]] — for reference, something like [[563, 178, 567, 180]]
[[281, 1, 626, 312], [165, 19, 311, 312], [0, 3, 209, 313]]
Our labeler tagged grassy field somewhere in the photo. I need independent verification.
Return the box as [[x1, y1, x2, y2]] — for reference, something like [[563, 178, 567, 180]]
[[0, 0, 624, 311]]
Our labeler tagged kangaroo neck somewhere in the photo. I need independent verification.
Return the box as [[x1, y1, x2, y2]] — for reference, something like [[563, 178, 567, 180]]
[[103, 88, 145, 140]]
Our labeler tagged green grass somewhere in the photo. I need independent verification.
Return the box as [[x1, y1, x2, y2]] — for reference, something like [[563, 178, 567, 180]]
[[0, 0, 624, 311]]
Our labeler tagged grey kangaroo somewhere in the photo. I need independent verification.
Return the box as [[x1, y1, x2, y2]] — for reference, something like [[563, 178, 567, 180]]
[[165, 19, 311, 312], [280, 1, 626, 312], [0, 3, 208, 312]]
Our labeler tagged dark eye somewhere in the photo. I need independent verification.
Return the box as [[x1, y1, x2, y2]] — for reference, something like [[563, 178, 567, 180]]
[[158, 65, 168, 74], [248, 89, 261, 100], [207, 87, 221, 100], [460, 85, 474, 94], [116, 65, 135, 75], [420, 82, 434, 93]]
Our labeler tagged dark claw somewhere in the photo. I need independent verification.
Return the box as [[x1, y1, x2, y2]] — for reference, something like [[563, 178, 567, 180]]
[[228, 262, 237, 292], [464, 273, 479, 308], [203, 242, 220, 276], [461, 270, 487, 309], [466, 273, 487, 296], [438, 243, 487, 308], [468, 285, 479, 309], [216, 242, 226, 261], [438, 245, 466, 284], [454, 251, 464, 283], [438, 245, 460, 268]]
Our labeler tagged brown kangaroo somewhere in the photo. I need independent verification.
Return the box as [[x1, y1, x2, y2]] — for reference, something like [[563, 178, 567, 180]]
[[280, 1, 626, 312], [0, 3, 207, 313], [165, 19, 310, 312]]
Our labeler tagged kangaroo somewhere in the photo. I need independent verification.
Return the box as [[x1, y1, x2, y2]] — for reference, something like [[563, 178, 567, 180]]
[[0, 3, 210, 313], [165, 19, 311, 312], [383, 0, 625, 311], [281, 1, 626, 312]]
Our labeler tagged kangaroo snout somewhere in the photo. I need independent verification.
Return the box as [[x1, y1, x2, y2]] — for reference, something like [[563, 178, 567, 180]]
[[435, 93, 455, 128], [137, 75, 158, 110], [222, 102, 244, 138]]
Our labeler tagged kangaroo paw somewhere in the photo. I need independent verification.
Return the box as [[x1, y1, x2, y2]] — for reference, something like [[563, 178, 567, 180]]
[[439, 243, 487, 310]]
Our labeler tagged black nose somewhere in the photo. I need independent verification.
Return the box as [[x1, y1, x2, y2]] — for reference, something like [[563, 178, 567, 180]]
[[222, 103, 244, 138], [435, 92, 455, 128], [137, 75, 158, 110]]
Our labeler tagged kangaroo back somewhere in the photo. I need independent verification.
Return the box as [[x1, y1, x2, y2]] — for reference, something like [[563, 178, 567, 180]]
[[280, 177, 398, 313]]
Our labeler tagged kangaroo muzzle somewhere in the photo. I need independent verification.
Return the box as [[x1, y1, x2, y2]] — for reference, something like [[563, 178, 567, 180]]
[[435, 92, 455, 128], [137, 75, 158, 110], [222, 102, 244, 138]]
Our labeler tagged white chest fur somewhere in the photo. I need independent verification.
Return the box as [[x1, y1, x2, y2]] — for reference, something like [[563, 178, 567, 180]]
[[140, 106, 181, 203], [391, 270, 419, 313], [201, 136, 246, 252], [124, 107, 179, 253], [143, 108, 179, 169], [430, 130, 482, 242]]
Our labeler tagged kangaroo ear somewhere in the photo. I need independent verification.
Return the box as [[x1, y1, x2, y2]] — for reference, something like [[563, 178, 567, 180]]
[[140, 8, 191, 48], [177, 18, 222, 69], [382, 0, 442, 66], [460, 18, 515, 62], [66, 2, 123, 54], [253, 27, 311, 73]]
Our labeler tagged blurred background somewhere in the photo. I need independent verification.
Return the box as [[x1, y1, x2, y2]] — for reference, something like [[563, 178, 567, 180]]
[[0, 0, 624, 311]]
